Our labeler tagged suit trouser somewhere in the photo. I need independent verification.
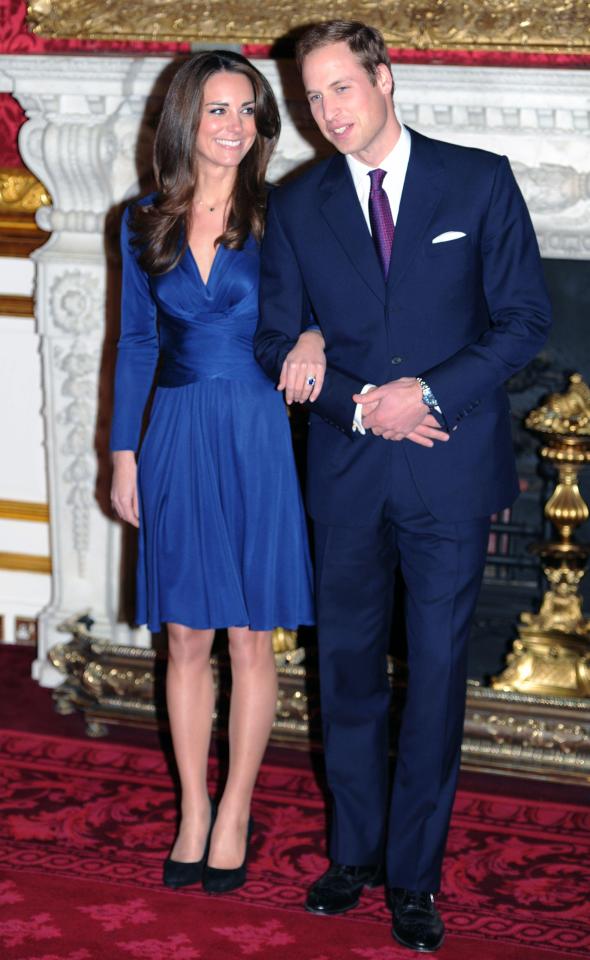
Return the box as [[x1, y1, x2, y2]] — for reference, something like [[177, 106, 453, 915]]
[[313, 450, 490, 892]]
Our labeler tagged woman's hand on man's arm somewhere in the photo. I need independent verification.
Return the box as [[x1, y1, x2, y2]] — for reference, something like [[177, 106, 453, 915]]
[[277, 329, 326, 404]]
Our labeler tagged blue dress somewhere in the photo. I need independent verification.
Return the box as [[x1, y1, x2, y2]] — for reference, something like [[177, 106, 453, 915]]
[[110, 203, 314, 633]]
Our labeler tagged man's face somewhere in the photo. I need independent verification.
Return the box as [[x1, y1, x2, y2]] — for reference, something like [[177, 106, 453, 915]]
[[302, 41, 397, 164]]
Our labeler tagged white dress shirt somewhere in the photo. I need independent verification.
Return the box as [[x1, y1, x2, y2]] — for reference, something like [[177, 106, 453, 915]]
[[347, 125, 412, 434], [346, 123, 411, 235]]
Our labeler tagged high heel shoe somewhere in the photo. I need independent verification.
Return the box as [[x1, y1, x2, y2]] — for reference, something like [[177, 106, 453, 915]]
[[202, 818, 253, 894], [163, 800, 217, 889]]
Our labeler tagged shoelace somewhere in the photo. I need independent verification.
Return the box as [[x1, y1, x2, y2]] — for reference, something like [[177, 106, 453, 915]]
[[323, 864, 369, 889], [401, 890, 435, 912]]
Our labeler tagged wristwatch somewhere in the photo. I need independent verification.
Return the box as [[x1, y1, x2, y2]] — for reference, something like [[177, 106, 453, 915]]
[[416, 376, 440, 413]]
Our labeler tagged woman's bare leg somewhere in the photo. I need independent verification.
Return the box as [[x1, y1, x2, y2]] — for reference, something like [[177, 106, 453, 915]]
[[166, 623, 216, 862], [207, 627, 277, 868]]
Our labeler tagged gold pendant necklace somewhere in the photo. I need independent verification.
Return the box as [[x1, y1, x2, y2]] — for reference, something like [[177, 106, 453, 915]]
[[195, 197, 227, 214]]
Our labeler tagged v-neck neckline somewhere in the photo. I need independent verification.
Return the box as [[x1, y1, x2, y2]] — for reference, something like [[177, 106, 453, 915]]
[[187, 241, 224, 289]]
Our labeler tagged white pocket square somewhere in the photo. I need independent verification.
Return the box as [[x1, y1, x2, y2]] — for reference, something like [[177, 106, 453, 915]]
[[432, 231, 466, 244]]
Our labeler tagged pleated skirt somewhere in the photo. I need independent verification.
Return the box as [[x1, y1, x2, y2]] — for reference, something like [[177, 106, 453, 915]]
[[136, 378, 315, 632]]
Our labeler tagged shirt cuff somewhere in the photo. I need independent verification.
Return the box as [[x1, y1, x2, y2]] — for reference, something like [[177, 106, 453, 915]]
[[352, 383, 377, 435]]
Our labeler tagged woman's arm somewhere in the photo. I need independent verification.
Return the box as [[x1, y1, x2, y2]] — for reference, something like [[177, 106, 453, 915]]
[[110, 204, 159, 526], [111, 450, 139, 527]]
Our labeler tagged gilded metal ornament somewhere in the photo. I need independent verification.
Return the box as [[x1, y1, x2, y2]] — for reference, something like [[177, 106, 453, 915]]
[[0, 168, 50, 216], [0, 167, 51, 255], [49, 618, 312, 739], [494, 374, 590, 698], [48, 618, 590, 779], [26, 1, 590, 51]]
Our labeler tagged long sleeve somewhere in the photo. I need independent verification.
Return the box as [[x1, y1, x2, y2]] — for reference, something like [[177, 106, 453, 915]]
[[256, 194, 365, 436], [421, 156, 552, 427], [110, 207, 159, 452]]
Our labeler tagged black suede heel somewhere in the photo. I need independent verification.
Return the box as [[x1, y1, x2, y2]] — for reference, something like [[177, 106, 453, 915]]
[[202, 818, 254, 894], [163, 800, 217, 890]]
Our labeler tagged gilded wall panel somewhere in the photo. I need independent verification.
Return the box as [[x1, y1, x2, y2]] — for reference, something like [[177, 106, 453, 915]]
[[27, 1, 590, 52]]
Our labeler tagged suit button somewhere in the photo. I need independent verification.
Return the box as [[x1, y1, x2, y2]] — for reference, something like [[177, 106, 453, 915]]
[[391, 356, 403, 365]]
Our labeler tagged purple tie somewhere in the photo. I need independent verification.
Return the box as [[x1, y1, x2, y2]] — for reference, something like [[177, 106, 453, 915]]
[[368, 168, 394, 277]]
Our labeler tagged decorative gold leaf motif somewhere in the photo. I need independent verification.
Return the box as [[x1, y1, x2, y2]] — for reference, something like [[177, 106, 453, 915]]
[[526, 373, 590, 437], [26, 0, 590, 51], [0, 168, 51, 216], [48, 623, 590, 777]]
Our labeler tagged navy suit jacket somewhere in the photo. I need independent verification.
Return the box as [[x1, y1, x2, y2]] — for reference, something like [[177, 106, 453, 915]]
[[255, 128, 552, 525]]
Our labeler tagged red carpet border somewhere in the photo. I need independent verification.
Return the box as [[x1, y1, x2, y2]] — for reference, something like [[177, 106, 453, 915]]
[[0, 729, 589, 959]]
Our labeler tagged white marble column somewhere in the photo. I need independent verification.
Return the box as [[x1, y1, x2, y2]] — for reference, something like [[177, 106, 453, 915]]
[[0, 54, 588, 686], [0, 57, 173, 683]]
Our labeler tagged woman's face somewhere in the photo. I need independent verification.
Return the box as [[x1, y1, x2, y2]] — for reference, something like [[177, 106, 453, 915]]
[[195, 71, 257, 173]]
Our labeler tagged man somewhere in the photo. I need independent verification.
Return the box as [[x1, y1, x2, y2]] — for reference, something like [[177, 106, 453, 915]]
[[255, 20, 551, 953]]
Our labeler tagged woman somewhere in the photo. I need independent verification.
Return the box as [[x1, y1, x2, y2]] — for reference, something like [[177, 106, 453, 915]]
[[110, 51, 324, 894]]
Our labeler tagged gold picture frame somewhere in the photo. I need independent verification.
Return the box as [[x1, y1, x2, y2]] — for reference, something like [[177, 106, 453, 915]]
[[27, 1, 590, 53]]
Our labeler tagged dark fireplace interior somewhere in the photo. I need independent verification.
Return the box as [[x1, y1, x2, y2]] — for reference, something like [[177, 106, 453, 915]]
[[469, 258, 590, 683]]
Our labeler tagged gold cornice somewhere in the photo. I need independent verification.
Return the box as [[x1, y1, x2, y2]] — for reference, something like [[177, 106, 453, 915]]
[[0, 296, 34, 318], [0, 552, 52, 573], [26, 1, 590, 52], [0, 500, 49, 522]]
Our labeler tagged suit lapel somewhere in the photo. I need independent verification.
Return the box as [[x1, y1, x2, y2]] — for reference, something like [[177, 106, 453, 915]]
[[387, 128, 444, 296], [319, 154, 386, 305]]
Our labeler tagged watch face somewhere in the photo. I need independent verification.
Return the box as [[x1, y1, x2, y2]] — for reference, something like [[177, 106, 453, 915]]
[[418, 378, 440, 414], [420, 382, 433, 403]]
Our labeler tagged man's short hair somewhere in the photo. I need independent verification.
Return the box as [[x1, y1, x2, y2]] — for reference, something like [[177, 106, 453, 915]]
[[295, 19, 392, 88]]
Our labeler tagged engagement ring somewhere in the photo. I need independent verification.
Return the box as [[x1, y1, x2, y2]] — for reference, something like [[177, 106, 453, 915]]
[[307, 376, 316, 386]]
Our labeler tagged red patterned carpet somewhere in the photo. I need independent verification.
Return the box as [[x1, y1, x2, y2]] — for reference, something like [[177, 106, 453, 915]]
[[0, 729, 589, 960]]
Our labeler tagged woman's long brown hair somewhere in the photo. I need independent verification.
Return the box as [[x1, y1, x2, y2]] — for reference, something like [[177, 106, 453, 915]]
[[129, 51, 281, 275]]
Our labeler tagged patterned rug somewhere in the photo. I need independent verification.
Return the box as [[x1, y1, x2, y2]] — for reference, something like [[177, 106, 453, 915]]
[[0, 729, 588, 959]]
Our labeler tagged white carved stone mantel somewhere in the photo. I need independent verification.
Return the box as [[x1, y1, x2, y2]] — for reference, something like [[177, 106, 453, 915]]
[[0, 54, 588, 685]]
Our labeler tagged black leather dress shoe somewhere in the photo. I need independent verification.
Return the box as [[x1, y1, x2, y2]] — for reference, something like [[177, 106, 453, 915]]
[[163, 801, 216, 890], [390, 888, 445, 953], [305, 862, 384, 915]]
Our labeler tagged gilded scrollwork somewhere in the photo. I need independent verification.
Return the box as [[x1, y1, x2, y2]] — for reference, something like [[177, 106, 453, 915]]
[[0, 168, 50, 215], [82, 661, 155, 699], [48, 624, 590, 776], [463, 705, 590, 770], [521, 566, 590, 635], [26, 0, 590, 51], [526, 373, 590, 436]]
